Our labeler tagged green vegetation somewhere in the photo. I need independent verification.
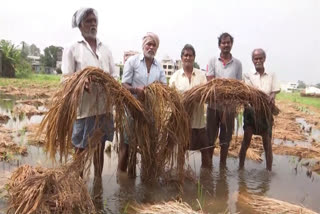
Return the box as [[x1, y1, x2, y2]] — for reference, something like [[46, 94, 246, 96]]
[[0, 40, 33, 78], [276, 92, 320, 109], [0, 74, 60, 87], [197, 180, 205, 209]]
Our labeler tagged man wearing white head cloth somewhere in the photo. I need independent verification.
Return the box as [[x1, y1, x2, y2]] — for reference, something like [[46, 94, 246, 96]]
[[62, 8, 118, 178], [118, 32, 167, 173]]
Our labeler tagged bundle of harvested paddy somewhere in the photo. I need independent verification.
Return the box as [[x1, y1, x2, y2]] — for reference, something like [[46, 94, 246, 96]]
[[129, 201, 202, 214], [7, 165, 95, 214], [183, 78, 279, 126], [213, 136, 263, 162], [239, 194, 317, 214], [39, 67, 144, 163], [273, 145, 320, 160], [129, 83, 190, 183]]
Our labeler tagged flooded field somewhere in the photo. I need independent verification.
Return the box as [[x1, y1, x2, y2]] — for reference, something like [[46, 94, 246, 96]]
[[0, 88, 320, 213]]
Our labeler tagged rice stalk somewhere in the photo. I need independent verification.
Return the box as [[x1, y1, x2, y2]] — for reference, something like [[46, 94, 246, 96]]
[[7, 165, 96, 214], [183, 78, 279, 128], [38, 66, 144, 163], [129, 200, 203, 214], [128, 83, 190, 184], [239, 194, 317, 214]]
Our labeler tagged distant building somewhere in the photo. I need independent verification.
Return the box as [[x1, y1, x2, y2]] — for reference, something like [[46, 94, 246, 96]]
[[305, 86, 320, 95], [27, 55, 41, 73], [123, 50, 139, 64], [281, 82, 298, 93], [161, 55, 176, 78]]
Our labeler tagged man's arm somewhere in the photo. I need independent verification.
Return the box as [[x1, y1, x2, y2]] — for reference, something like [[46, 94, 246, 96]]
[[206, 58, 215, 81], [61, 46, 76, 84], [237, 61, 243, 80], [121, 58, 143, 96], [269, 72, 281, 104]]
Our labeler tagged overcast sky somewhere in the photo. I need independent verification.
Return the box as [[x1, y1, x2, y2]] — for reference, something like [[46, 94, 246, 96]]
[[1, 0, 319, 84]]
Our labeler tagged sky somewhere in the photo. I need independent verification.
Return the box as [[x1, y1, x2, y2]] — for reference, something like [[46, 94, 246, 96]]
[[0, 0, 319, 84]]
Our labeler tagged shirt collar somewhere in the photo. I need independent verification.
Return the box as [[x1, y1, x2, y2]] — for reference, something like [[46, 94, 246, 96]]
[[254, 70, 268, 76], [77, 36, 102, 47], [218, 56, 234, 66], [181, 69, 196, 76], [139, 54, 158, 65]]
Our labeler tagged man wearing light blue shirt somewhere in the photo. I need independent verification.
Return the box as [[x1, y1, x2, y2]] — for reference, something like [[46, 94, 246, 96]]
[[118, 32, 166, 173]]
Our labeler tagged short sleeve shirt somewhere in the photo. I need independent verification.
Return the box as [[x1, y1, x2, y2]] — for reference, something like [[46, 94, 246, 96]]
[[243, 71, 280, 95], [207, 56, 242, 109], [169, 68, 206, 129], [122, 54, 167, 87], [62, 38, 117, 119]]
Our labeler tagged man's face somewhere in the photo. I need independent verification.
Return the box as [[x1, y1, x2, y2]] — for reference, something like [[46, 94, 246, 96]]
[[79, 13, 97, 39], [219, 36, 233, 54], [181, 49, 195, 67], [143, 40, 157, 59], [252, 51, 266, 70]]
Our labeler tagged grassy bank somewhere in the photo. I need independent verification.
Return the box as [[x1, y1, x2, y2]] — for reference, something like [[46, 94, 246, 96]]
[[0, 74, 61, 88], [277, 92, 320, 109]]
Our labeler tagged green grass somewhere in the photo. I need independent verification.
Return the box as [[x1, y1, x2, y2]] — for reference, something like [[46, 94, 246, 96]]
[[0, 74, 61, 87], [276, 92, 320, 109]]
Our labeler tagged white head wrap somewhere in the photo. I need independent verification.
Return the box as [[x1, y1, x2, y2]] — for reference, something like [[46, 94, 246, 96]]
[[72, 8, 98, 28], [142, 32, 160, 50]]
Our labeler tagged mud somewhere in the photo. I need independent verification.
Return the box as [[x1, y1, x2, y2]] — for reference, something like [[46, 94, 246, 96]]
[[0, 114, 10, 124], [0, 125, 27, 161], [12, 104, 47, 118], [0, 85, 56, 99]]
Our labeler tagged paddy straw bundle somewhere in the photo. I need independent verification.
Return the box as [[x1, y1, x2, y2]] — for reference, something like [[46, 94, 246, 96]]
[[7, 165, 95, 214], [129, 201, 202, 214], [128, 83, 190, 183], [273, 145, 320, 160], [240, 194, 317, 214], [39, 66, 144, 163], [183, 78, 279, 125]]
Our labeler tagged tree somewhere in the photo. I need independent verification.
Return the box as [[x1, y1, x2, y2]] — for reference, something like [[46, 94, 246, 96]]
[[297, 80, 306, 89], [193, 62, 200, 69], [20, 41, 30, 59], [29, 44, 40, 56], [315, 83, 320, 89], [0, 40, 32, 77], [41, 45, 59, 68]]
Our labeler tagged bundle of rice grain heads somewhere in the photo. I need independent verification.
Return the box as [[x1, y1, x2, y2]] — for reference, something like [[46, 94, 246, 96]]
[[129, 83, 190, 184], [39, 67, 144, 163], [183, 78, 279, 125], [7, 165, 95, 214]]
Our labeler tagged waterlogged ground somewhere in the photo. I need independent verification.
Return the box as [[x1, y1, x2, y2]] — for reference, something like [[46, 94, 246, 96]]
[[0, 90, 320, 213]]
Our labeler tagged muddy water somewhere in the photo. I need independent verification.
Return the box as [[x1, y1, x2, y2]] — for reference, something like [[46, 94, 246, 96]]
[[1, 97, 320, 213]]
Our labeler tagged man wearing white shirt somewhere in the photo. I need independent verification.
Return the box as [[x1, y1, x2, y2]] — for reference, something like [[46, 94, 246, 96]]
[[169, 44, 211, 168], [62, 8, 118, 177], [240, 48, 280, 171]]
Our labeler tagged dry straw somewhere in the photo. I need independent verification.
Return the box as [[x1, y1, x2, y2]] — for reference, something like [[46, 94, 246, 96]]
[[240, 194, 317, 214], [183, 78, 279, 128], [129, 200, 202, 214], [7, 165, 95, 214], [39, 66, 144, 163], [128, 83, 190, 184], [273, 145, 320, 160]]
